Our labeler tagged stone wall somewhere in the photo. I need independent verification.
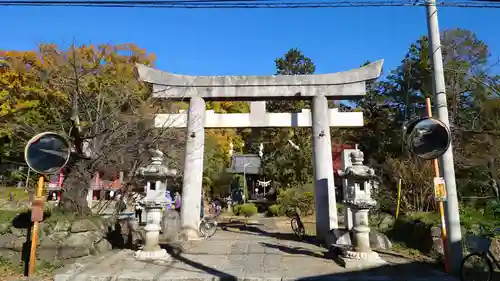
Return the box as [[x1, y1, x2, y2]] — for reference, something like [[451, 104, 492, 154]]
[[390, 218, 500, 261], [388, 219, 445, 257], [0, 217, 114, 263]]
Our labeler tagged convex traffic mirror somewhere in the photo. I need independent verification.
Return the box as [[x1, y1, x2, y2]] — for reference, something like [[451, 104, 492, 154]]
[[24, 132, 71, 174], [405, 118, 451, 160]]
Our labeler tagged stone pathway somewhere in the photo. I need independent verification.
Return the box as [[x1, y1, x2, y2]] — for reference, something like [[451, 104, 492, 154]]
[[53, 218, 458, 281]]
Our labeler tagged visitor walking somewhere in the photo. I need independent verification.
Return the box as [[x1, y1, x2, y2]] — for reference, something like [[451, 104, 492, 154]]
[[174, 191, 181, 214], [211, 198, 222, 214]]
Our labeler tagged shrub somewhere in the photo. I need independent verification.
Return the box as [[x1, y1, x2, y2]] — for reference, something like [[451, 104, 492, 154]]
[[239, 203, 258, 217], [459, 203, 500, 237], [267, 204, 281, 217], [278, 185, 315, 216], [485, 199, 500, 218], [297, 191, 314, 215], [232, 204, 242, 216]]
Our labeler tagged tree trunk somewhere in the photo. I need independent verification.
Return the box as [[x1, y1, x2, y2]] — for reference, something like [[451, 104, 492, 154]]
[[58, 164, 93, 215]]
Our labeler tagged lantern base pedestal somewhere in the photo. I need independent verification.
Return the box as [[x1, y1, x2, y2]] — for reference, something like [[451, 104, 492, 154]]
[[134, 248, 170, 261], [339, 250, 386, 269]]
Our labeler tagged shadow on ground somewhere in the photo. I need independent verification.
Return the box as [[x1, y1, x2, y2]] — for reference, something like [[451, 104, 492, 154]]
[[160, 243, 238, 280], [293, 262, 458, 281], [11, 210, 52, 276], [156, 226, 458, 281], [259, 241, 333, 260], [106, 219, 145, 251], [161, 241, 459, 280], [219, 220, 320, 245], [258, 240, 457, 279], [11, 210, 51, 229]]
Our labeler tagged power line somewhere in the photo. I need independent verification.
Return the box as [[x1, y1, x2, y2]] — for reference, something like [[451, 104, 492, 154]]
[[2, 0, 500, 8]]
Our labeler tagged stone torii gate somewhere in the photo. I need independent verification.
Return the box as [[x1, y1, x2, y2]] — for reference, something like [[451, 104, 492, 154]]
[[135, 60, 383, 240]]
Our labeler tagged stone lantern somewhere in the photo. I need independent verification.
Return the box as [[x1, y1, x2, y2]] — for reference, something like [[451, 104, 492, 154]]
[[134, 149, 177, 261], [336, 149, 386, 268]]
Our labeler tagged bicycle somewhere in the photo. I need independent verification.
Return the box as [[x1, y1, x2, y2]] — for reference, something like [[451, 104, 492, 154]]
[[289, 208, 305, 240], [199, 207, 222, 238], [460, 225, 500, 281]]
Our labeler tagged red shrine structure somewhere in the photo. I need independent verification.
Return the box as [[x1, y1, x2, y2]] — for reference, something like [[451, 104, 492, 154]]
[[46, 170, 123, 202]]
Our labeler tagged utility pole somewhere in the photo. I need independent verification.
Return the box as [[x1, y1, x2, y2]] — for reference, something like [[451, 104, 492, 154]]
[[425, 0, 463, 274]]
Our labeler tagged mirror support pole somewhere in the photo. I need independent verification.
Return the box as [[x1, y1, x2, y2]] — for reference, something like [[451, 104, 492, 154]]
[[425, 98, 449, 273], [426, 0, 463, 274]]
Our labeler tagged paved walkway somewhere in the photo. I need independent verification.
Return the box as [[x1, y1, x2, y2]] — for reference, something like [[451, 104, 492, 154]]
[[53, 219, 458, 281]]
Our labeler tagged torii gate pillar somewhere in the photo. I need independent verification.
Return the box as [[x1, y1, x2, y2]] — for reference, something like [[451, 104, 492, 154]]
[[312, 95, 337, 238], [180, 97, 206, 240]]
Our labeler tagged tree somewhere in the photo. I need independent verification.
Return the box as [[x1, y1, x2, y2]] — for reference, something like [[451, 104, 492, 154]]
[[347, 28, 500, 212], [275, 48, 316, 75], [202, 101, 249, 198], [267, 48, 316, 113], [253, 48, 316, 191], [0, 50, 67, 162], [395, 29, 500, 199], [0, 43, 183, 214]]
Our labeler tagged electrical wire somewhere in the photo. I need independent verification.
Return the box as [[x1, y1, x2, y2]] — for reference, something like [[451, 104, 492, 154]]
[[2, 0, 500, 8]]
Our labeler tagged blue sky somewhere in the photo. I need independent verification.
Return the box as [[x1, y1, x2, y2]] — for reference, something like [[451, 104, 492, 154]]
[[2, 5, 499, 77]]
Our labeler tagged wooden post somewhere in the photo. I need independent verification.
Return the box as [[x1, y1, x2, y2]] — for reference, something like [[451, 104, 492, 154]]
[[395, 178, 402, 219], [28, 176, 45, 277], [425, 97, 450, 273]]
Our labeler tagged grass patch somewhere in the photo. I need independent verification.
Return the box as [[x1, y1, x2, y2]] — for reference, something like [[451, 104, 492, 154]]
[[388, 243, 435, 262], [401, 209, 500, 237], [0, 256, 63, 279], [390, 243, 423, 258], [0, 206, 105, 235], [0, 210, 27, 225], [44, 208, 101, 223], [336, 202, 345, 211], [0, 187, 29, 202], [403, 212, 440, 225], [459, 205, 500, 237]]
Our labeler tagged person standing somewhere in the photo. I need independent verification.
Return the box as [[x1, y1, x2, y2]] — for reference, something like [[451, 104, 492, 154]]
[[164, 190, 173, 212], [134, 197, 143, 224], [200, 192, 205, 219], [174, 191, 181, 214]]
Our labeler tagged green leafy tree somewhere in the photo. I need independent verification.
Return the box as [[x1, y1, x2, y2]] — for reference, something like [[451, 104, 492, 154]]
[[253, 48, 316, 191], [348, 28, 500, 213], [267, 48, 315, 113]]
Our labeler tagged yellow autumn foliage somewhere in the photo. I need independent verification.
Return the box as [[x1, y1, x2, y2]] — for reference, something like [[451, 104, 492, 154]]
[[205, 101, 248, 158], [0, 43, 156, 146]]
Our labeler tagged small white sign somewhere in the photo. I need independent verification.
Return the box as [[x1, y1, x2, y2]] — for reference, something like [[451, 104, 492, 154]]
[[433, 177, 447, 202]]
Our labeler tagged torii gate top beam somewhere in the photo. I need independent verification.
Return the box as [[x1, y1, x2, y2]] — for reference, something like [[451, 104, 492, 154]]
[[135, 60, 384, 101]]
